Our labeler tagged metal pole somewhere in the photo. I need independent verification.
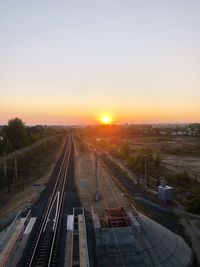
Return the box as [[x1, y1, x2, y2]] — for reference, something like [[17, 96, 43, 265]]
[[95, 151, 99, 201], [144, 156, 148, 190], [45, 127, 47, 149], [3, 160, 7, 183], [14, 152, 18, 183]]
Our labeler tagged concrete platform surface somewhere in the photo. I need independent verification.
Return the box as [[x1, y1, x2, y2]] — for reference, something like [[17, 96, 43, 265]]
[[0, 218, 26, 267]]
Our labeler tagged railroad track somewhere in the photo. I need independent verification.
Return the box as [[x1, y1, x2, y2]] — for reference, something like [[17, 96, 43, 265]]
[[24, 134, 73, 267]]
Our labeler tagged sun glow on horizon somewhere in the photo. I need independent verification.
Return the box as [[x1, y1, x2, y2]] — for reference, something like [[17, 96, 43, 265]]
[[99, 114, 113, 125]]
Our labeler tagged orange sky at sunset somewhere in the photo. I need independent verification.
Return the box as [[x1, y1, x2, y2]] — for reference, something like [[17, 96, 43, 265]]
[[0, 1, 200, 125], [1, 99, 199, 125]]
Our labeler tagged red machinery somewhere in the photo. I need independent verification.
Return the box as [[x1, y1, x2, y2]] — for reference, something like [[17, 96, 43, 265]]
[[104, 207, 129, 227]]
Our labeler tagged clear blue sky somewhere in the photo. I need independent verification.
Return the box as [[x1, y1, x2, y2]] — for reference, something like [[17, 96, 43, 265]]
[[0, 0, 200, 124]]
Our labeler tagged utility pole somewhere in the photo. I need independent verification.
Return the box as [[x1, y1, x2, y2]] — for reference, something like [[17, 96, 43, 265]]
[[14, 152, 18, 183], [144, 155, 148, 191], [94, 149, 99, 201], [3, 160, 7, 183], [44, 126, 47, 150], [0, 137, 8, 184]]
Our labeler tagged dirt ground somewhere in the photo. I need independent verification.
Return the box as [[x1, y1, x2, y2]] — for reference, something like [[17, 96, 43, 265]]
[[163, 154, 200, 181], [73, 139, 131, 217], [128, 136, 200, 180], [0, 137, 65, 219], [75, 137, 200, 264]]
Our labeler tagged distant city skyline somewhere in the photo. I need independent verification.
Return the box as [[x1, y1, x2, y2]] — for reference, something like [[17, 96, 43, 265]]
[[0, 1, 200, 125]]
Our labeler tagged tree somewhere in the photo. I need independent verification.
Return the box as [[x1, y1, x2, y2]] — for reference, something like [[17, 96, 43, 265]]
[[4, 118, 27, 150]]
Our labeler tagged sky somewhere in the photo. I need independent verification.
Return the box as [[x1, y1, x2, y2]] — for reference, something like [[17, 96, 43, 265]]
[[0, 0, 200, 125]]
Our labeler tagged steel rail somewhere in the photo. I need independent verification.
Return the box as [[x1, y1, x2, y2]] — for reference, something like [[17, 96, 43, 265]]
[[27, 135, 72, 267], [47, 135, 72, 266]]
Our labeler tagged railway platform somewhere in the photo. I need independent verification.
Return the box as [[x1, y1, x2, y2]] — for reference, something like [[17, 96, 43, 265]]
[[65, 207, 90, 267]]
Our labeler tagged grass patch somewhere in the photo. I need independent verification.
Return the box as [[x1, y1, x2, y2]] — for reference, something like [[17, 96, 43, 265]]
[[0, 135, 65, 199]]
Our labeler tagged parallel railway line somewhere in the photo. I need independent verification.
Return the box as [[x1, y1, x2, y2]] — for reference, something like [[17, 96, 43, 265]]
[[24, 134, 73, 267]]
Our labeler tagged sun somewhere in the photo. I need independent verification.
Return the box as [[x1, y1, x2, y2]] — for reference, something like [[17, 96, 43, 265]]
[[100, 116, 112, 125]]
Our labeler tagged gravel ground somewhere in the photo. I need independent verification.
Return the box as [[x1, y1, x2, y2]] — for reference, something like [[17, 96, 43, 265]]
[[73, 139, 133, 217]]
